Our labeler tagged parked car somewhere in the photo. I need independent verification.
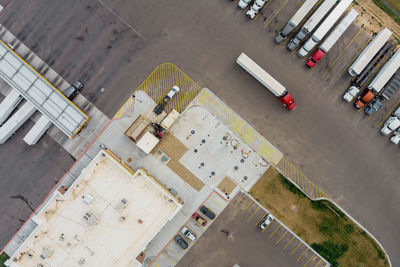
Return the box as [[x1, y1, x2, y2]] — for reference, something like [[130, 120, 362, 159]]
[[380, 116, 400, 136], [181, 226, 197, 241], [174, 235, 188, 249], [200, 205, 216, 220], [343, 86, 360, 102], [246, 0, 267, 19], [63, 80, 83, 100], [258, 213, 274, 230], [238, 0, 251, 9], [192, 212, 207, 226], [364, 98, 383, 116], [354, 89, 375, 109]]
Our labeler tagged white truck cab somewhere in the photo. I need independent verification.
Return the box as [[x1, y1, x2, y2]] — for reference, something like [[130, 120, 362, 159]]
[[381, 116, 400, 136]]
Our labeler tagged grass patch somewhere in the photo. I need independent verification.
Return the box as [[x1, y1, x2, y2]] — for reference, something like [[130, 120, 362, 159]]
[[250, 167, 389, 267], [311, 241, 348, 267], [0, 252, 9, 267], [371, 0, 400, 24]]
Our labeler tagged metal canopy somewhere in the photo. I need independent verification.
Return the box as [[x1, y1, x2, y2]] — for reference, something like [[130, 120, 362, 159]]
[[0, 41, 88, 138]]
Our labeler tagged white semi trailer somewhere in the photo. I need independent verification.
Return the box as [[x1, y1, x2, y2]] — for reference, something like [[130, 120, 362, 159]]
[[348, 28, 393, 76], [287, 0, 338, 51], [0, 101, 36, 144], [0, 90, 23, 125], [275, 0, 319, 43], [297, 0, 353, 58]]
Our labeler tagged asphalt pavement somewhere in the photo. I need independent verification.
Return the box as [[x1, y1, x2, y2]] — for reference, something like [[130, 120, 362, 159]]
[[0, 0, 399, 265]]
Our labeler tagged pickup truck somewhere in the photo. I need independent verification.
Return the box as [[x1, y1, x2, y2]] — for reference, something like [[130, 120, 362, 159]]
[[153, 85, 180, 115]]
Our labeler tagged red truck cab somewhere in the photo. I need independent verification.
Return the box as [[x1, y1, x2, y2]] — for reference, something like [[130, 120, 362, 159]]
[[279, 93, 296, 111], [354, 89, 375, 109], [306, 49, 326, 68]]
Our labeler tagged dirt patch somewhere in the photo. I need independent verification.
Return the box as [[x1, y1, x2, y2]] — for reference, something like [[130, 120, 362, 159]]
[[250, 167, 389, 267], [352, 0, 400, 39], [153, 133, 187, 161], [217, 176, 237, 196], [167, 160, 204, 192]]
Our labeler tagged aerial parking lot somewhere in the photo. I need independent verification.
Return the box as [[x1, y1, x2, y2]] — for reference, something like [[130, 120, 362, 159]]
[[0, 0, 400, 265]]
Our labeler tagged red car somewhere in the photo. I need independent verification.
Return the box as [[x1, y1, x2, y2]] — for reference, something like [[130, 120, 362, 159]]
[[192, 212, 207, 226], [306, 49, 326, 68]]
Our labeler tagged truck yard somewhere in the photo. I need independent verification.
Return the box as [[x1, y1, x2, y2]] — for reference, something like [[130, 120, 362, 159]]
[[0, 0, 400, 266]]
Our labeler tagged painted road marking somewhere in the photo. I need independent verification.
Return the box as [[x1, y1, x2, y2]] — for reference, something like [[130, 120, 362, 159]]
[[283, 236, 295, 250], [262, 221, 273, 232], [264, 0, 290, 29], [290, 242, 302, 255], [248, 206, 260, 221], [211, 196, 225, 209], [315, 259, 322, 266], [304, 254, 315, 266], [377, 98, 400, 128], [321, 30, 361, 79], [254, 0, 273, 21], [256, 213, 268, 226], [297, 248, 309, 262], [241, 201, 253, 214], [276, 230, 288, 244], [330, 37, 371, 86], [269, 224, 281, 238]]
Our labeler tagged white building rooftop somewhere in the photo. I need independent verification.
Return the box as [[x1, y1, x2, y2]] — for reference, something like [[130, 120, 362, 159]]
[[5, 150, 182, 267]]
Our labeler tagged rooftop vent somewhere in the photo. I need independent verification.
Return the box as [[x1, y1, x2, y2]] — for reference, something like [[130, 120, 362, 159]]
[[115, 198, 128, 212], [83, 212, 97, 226], [82, 194, 94, 205], [40, 248, 52, 259], [79, 258, 86, 265]]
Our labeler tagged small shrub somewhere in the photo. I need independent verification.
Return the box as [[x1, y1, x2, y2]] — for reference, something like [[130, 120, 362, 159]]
[[344, 224, 355, 235]]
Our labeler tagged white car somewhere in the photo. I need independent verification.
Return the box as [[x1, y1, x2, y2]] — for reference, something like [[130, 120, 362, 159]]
[[246, 0, 267, 19], [343, 86, 360, 102], [181, 226, 197, 241], [390, 131, 400, 144], [380, 116, 400, 136], [258, 214, 274, 230], [238, 0, 251, 9]]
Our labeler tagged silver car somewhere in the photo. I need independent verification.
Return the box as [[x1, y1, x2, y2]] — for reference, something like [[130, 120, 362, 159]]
[[258, 214, 274, 230], [181, 226, 197, 242]]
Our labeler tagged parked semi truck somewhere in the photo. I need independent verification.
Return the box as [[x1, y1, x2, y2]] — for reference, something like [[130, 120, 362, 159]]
[[306, 9, 358, 68], [381, 68, 400, 100], [287, 0, 337, 51], [355, 48, 400, 108], [236, 53, 296, 110], [274, 0, 319, 43], [0, 90, 23, 126], [353, 40, 397, 88], [297, 0, 353, 58], [348, 28, 393, 76], [381, 106, 400, 136]]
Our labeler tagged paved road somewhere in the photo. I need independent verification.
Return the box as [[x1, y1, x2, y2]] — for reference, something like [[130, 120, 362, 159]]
[[0, 0, 399, 265], [0, 107, 74, 246], [177, 192, 325, 267]]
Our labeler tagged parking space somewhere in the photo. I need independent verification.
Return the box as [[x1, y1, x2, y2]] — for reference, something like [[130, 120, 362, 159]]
[[177, 192, 327, 267]]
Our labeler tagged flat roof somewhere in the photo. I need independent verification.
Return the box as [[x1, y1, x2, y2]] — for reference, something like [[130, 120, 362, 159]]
[[0, 40, 88, 138], [6, 150, 181, 267]]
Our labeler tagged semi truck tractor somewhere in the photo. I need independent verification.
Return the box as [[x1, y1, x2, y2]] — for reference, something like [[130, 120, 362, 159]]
[[274, 0, 319, 43], [306, 9, 358, 68], [348, 28, 393, 76], [355, 49, 400, 108], [287, 0, 337, 51], [297, 0, 353, 58], [236, 53, 296, 110]]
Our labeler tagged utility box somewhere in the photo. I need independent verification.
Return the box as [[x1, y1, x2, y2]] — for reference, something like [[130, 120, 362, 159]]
[[161, 109, 180, 130], [124, 115, 151, 142], [136, 131, 160, 154]]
